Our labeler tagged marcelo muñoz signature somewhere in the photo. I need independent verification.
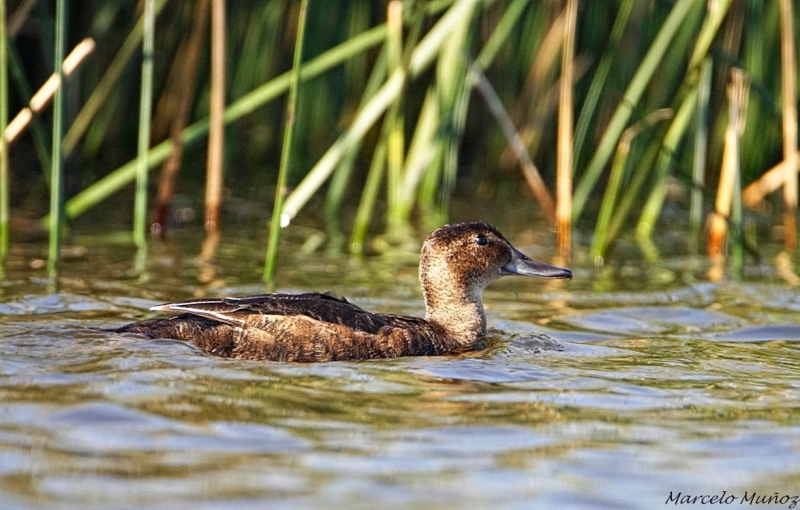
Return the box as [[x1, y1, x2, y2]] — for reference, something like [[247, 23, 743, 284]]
[[666, 492, 800, 508]]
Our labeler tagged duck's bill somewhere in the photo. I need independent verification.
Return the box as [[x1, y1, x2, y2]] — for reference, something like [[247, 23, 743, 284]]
[[501, 248, 573, 279]]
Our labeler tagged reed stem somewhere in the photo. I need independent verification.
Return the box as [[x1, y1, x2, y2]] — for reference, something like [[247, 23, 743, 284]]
[[690, 59, 712, 251], [392, 89, 438, 226], [152, 0, 209, 236], [590, 109, 673, 262], [385, 1, 405, 230], [205, 0, 226, 235], [324, 48, 388, 227], [47, 0, 67, 277], [556, 0, 577, 257], [134, 0, 155, 258], [731, 155, 743, 277], [743, 158, 800, 208], [264, 0, 309, 284], [6, 39, 95, 144], [635, 85, 699, 244], [349, 137, 388, 255]]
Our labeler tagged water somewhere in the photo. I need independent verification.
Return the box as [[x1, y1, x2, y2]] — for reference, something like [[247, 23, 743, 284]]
[[2, 224, 800, 509]]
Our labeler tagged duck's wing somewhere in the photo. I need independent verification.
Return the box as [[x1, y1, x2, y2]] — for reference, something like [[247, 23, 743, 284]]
[[151, 292, 405, 334]]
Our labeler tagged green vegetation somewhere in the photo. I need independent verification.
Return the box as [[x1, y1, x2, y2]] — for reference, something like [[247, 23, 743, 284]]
[[2, 0, 798, 279]]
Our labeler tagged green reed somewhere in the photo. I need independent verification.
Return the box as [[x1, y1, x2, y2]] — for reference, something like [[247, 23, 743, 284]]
[[264, 0, 310, 284], [47, 0, 67, 276], [280, 0, 481, 227], [690, 59, 712, 252], [45, 24, 386, 227], [325, 47, 388, 236], [572, 0, 698, 220], [133, 0, 155, 262], [349, 133, 388, 255], [634, 0, 733, 243], [635, 86, 699, 246], [572, 0, 634, 175]]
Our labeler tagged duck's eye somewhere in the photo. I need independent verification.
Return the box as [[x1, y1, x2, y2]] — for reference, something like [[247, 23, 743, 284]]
[[475, 235, 488, 246]]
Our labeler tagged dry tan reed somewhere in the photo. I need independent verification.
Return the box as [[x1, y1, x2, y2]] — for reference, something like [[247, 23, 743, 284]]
[[152, 0, 209, 236], [6, 39, 95, 143], [557, 0, 577, 257]]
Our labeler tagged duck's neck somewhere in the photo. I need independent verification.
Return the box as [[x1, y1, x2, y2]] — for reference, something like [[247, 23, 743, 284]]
[[422, 274, 487, 348]]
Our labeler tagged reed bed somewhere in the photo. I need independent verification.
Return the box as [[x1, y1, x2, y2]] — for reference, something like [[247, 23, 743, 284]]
[[0, 0, 797, 281]]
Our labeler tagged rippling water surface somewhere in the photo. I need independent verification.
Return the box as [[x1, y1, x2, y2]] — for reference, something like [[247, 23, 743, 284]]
[[2, 225, 800, 509]]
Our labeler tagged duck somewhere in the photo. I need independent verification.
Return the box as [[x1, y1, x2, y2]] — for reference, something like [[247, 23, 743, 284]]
[[115, 222, 572, 362]]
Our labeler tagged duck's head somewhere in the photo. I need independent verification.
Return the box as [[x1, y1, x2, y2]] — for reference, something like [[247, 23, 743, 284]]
[[419, 222, 572, 334]]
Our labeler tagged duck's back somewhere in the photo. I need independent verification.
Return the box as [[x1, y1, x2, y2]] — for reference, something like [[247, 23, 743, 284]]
[[116, 292, 447, 362]]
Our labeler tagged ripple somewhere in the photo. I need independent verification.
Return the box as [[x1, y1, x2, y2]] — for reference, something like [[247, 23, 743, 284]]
[[2, 267, 800, 508]]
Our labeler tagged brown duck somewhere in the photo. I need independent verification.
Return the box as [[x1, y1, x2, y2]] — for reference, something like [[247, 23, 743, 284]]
[[116, 222, 572, 362]]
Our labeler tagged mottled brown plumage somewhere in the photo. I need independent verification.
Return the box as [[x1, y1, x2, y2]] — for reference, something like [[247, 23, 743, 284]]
[[116, 222, 572, 362]]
